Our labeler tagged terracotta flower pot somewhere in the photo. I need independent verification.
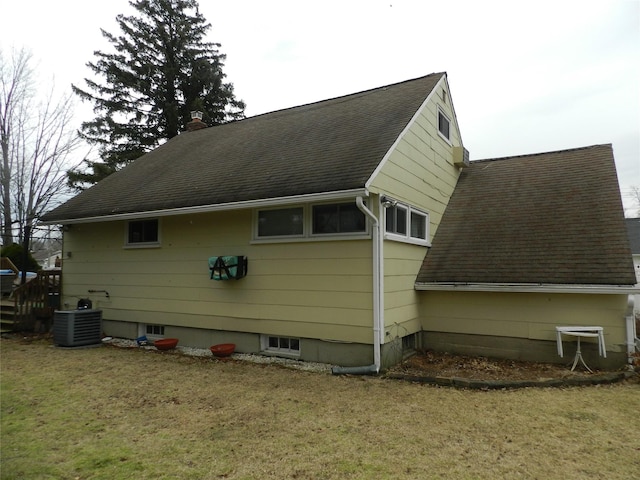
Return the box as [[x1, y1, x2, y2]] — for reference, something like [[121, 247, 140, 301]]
[[154, 338, 179, 350], [210, 343, 235, 357]]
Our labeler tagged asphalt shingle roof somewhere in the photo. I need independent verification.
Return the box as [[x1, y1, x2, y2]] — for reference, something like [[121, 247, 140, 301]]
[[416, 144, 636, 286], [42, 73, 444, 222]]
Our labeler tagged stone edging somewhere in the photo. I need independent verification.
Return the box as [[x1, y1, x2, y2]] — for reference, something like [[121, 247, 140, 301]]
[[384, 370, 638, 389]]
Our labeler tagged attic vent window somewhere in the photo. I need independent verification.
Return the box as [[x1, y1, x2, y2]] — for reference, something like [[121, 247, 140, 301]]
[[438, 108, 451, 142]]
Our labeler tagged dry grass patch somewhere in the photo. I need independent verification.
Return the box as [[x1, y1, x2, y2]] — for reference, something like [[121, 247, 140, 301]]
[[2, 337, 639, 479]]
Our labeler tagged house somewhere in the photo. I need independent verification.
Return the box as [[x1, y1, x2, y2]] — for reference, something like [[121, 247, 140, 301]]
[[416, 145, 637, 368], [41, 73, 637, 370]]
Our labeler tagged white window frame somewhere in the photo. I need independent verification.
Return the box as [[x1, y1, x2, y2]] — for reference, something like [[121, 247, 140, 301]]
[[138, 323, 165, 341], [261, 335, 301, 357], [311, 201, 367, 236], [437, 107, 452, 145], [253, 201, 370, 243], [125, 218, 161, 248], [383, 200, 430, 246], [256, 206, 305, 240]]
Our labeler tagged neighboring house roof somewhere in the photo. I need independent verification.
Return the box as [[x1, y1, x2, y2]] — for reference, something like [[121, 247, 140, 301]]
[[42, 73, 445, 223], [416, 144, 637, 286], [626, 218, 640, 254]]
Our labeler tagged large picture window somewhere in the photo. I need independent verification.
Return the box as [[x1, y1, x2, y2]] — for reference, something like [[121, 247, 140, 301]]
[[312, 203, 366, 234], [258, 207, 304, 237], [127, 219, 159, 246]]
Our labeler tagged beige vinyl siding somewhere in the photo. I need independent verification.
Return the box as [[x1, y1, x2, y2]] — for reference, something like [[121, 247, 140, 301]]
[[420, 291, 630, 353], [369, 85, 461, 237], [61, 210, 374, 343], [383, 241, 426, 339], [368, 82, 462, 341]]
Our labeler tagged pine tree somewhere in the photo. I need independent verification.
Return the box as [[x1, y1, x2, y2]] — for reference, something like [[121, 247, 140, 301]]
[[68, 0, 245, 189]]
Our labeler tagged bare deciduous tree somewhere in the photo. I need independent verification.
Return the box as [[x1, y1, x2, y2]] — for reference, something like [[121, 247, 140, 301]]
[[628, 185, 640, 218], [1, 47, 82, 248]]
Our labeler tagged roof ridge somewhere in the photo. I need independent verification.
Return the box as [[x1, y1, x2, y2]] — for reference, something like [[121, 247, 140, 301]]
[[239, 72, 446, 121], [470, 143, 612, 164]]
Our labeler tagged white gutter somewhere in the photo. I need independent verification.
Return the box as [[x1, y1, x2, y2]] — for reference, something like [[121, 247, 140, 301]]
[[40, 188, 368, 225], [356, 195, 382, 372], [415, 282, 640, 295]]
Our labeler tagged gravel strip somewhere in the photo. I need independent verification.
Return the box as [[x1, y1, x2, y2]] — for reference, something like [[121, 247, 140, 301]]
[[102, 337, 334, 374]]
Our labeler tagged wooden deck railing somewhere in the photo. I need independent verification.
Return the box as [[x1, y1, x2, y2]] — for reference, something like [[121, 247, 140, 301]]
[[11, 269, 62, 330]]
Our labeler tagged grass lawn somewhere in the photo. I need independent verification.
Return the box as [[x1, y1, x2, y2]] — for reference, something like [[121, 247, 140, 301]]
[[1, 337, 639, 479]]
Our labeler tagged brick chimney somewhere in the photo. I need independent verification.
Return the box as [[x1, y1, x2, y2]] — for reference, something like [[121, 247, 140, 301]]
[[186, 111, 208, 132]]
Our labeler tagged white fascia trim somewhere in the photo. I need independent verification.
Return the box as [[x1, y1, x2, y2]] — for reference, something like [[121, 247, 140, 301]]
[[41, 188, 368, 225], [415, 282, 640, 294], [364, 75, 447, 190]]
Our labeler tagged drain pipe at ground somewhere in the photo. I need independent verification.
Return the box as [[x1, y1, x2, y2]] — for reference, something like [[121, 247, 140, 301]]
[[332, 196, 382, 375]]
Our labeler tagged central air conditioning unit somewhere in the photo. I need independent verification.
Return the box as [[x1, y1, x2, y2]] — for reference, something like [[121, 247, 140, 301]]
[[53, 309, 103, 347]]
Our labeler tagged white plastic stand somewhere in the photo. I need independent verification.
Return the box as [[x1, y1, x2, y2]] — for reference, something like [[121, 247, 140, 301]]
[[555, 326, 606, 372]]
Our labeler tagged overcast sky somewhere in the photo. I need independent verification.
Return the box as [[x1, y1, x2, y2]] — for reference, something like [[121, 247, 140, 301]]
[[2, 0, 639, 215]]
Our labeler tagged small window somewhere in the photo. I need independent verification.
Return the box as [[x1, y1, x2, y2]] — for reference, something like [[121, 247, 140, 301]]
[[127, 219, 159, 245], [402, 334, 416, 351], [258, 207, 304, 237], [146, 324, 165, 336], [263, 335, 300, 356], [438, 109, 450, 141], [385, 205, 407, 235], [410, 211, 427, 240], [312, 203, 366, 234]]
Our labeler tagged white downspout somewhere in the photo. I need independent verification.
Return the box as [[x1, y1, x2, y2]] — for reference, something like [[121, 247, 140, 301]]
[[625, 294, 637, 369], [331, 195, 383, 375], [356, 196, 382, 373]]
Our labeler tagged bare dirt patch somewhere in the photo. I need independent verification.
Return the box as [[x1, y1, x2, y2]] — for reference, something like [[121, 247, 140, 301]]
[[387, 350, 638, 382]]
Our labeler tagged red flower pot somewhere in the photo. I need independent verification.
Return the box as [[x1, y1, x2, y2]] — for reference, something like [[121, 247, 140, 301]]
[[154, 338, 179, 350], [210, 343, 235, 357]]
